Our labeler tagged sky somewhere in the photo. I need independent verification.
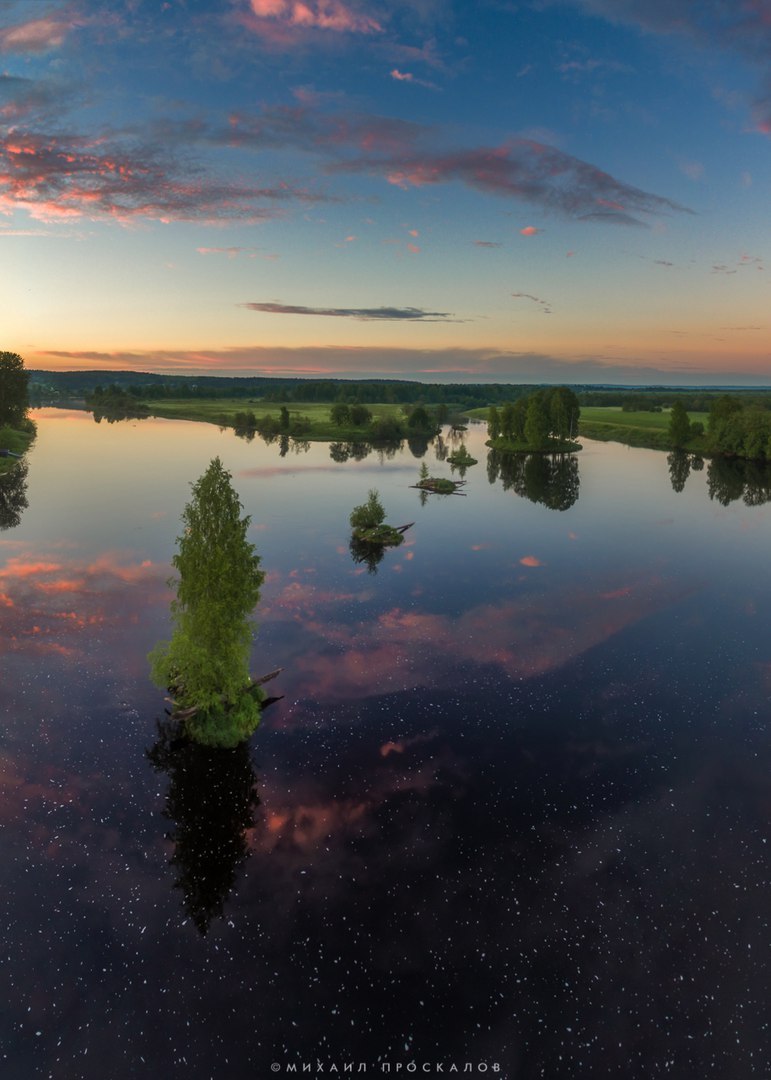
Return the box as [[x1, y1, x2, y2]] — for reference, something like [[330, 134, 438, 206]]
[[0, 0, 769, 384]]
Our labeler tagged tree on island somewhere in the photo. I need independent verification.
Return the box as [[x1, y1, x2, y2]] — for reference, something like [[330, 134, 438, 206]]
[[349, 489, 411, 566], [149, 457, 267, 748], [350, 488, 387, 532], [0, 351, 30, 428], [489, 387, 580, 450]]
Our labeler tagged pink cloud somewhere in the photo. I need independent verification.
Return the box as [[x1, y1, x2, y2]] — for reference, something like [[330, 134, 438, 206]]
[[391, 69, 414, 82], [0, 129, 327, 225], [519, 555, 543, 567], [520, 225, 541, 236], [246, 0, 382, 37], [334, 140, 686, 225], [0, 15, 75, 53], [406, 242, 420, 253]]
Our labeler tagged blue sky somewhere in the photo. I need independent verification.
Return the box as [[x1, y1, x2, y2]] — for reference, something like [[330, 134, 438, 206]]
[[1, 0, 769, 382]]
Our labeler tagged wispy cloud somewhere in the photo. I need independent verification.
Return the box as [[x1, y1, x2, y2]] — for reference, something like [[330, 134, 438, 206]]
[[0, 74, 73, 122], [239, 302, 459, 321], [512, 292, 552, 315], [473, 240, 501, 248], [330, 139, 689, 226], [390, 67, 437, 89], [196, 246, 264, 258]]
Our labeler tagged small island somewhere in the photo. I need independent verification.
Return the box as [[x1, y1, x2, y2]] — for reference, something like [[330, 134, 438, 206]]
[[350, 489, 412, 548], [446, 444, 478, 468], [413, 461, 467, 495], [487, 387, 582, 453]]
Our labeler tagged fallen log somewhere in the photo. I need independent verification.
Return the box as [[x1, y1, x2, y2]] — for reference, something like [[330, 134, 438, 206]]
[[250, 667, 283, 687], [166, 667, 283, 719]]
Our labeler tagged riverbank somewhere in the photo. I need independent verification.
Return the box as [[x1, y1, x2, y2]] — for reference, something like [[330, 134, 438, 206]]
[[0, 421, 36, 473]]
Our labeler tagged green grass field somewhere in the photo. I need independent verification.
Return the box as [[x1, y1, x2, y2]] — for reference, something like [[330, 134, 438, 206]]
[[467, 405, 710, 452], [578, 406, 709, 450], [144, 399, 408, 440]]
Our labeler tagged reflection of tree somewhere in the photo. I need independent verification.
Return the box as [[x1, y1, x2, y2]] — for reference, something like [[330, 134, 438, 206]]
[[329, 441, 379, 463], [0, 462, 28, 530], [667, 451, 691, 493], [434, 435, 448, 462], [349, 534, 386, 574], [92, 405, 149, 424], [707, 457, 771, 507], [487, 450, 580, 510], [147, 720, 260, 935], [406, 435, 431, 459]]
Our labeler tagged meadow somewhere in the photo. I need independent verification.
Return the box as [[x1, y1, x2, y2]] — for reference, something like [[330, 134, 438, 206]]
[[144, 398, 408, 440], [577, 406, 710, 450]]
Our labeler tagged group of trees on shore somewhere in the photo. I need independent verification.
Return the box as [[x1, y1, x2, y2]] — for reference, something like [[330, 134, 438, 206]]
[[488, 387, 580, 450], [231, 402, 441, 442], [0, 352, 30, 429], [668, 395, 771, 461]]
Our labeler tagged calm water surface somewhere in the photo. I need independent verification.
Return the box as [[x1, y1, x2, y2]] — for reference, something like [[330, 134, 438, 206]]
[[1, 410, 768, 1079]]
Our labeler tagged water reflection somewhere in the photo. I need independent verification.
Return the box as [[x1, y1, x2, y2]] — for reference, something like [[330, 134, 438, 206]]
[[329, 440, 401, 463], [487, 450, 580, 510], [667, 450, 691, 494], [147, 720, 260, 935], [92, 404, 149, 424], [707, 456, 771, 506], [348, 534, 387, 573], [0, 461, 28, 530]]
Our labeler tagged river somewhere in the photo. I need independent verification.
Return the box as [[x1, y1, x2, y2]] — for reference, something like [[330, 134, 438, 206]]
[[1, 409, 768, 1078]]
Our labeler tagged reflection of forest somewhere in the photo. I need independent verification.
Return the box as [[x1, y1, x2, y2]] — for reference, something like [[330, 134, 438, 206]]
[[92, 405, 149, 424], [329, 440, 400, 463], [0, 461, 28, 530], [707, 456, 771, 506], [667, 451, 771, 505], [487, 450, 580, 511], [147, 721, 260, 935]]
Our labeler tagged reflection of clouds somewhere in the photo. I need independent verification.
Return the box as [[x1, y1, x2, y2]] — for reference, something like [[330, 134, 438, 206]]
[[275, 573, 699, 707], [0, 550, 168, 658], [250, 737, 463, 863]]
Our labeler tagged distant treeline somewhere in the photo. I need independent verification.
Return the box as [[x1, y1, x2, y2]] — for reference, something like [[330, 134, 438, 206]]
[[578, 389, 771, 411], [30, 370, 771, 412], [32, 370, 538, 407]]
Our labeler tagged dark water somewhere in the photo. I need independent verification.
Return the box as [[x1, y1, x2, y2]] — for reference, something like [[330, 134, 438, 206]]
[[1, 411, 769, 1079]]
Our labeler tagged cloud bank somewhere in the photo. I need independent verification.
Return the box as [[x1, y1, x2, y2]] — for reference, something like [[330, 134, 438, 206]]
[[240, 302, 459, 321], [35, 345, 771, 385]]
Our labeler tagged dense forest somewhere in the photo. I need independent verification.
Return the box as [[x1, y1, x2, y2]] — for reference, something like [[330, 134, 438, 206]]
[[30, 370, 771, 412]]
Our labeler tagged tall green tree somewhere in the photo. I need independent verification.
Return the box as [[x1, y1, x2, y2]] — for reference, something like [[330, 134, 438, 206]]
[[487, 404, 501, 440], [524, 395, 550, 448], [547, 387, 580, 440], [0, 352, 30, 428], [149, 458, 266, 748], [668, 401, 691, 448]]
